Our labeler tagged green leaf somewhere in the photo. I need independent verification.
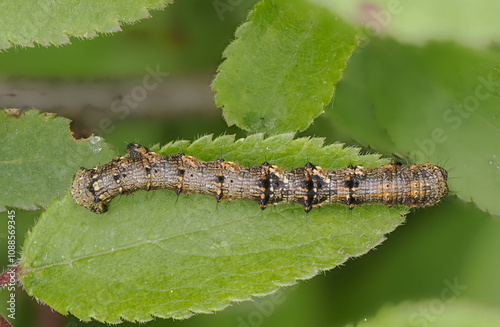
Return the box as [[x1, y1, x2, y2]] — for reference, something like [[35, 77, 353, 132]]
[[0, 109, 116, 212], [347, 300, 500, 327], [20, 134, 408, 323], [212, 0, 358, 133], [312, 0, 500, 48], [328, 39, 500, 215], [0, 0, 172, 49]]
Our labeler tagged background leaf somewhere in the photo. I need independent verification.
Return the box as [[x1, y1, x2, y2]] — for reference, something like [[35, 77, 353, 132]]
[[0, 109, 116, 212], [212, 0, 358, 133], [324, 39, 500, 215], [0, 1, 254, 78], [20, 134, 409, 323], [348, 300, 500, 327], [312, 0, 500, 48], [0, 0, 172, 49]]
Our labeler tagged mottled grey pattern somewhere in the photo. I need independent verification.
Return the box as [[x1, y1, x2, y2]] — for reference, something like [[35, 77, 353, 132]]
[[70, 143, 448, 214]]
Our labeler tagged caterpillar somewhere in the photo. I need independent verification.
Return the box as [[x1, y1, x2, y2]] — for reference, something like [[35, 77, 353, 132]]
[[70, 143, 449, 214]]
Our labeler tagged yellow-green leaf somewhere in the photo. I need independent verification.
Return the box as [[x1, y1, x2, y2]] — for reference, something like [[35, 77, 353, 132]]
[[212, 0, 358, 133], [20, 134, 409, 323]]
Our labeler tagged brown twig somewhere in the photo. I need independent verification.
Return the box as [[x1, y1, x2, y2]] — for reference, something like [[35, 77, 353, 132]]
[[0, 314, 13, 327], [0, 266, 19, 288]]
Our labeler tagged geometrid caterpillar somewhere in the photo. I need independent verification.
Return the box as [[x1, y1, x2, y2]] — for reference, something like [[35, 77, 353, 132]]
[[70, 143, 448, 214]]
